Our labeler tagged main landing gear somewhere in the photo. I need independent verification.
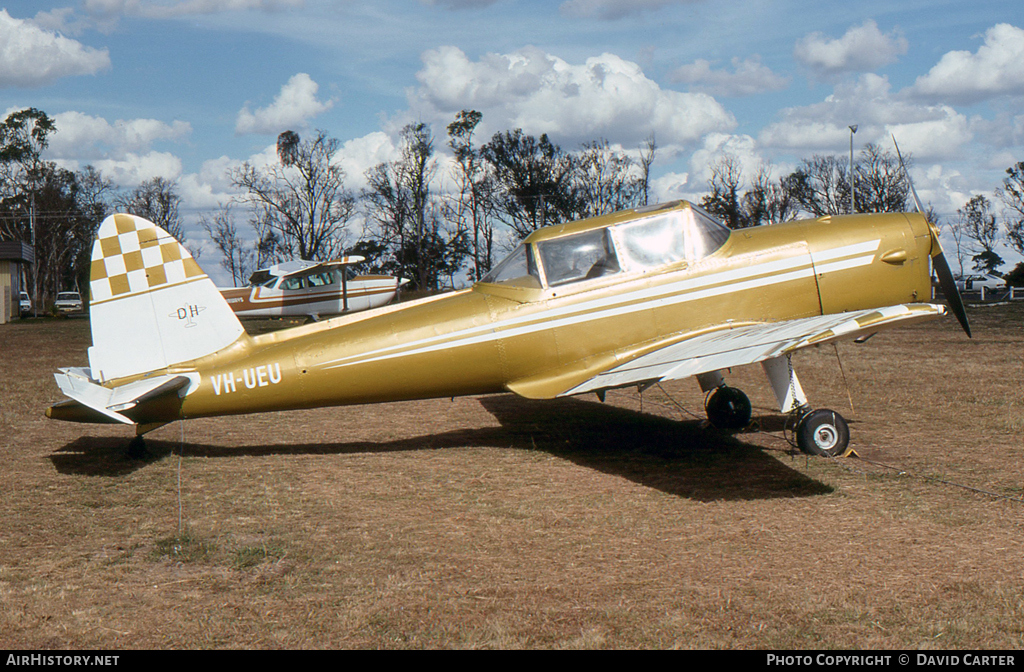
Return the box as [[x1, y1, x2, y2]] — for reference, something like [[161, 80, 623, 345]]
[[704, 385, 752, 430], [789, 407, 850, 457], [697, 356, 851, 458]]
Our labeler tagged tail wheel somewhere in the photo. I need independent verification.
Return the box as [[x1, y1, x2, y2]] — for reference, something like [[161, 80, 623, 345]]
[[705, 386, 752, 430], [796, 409, 850, 457]]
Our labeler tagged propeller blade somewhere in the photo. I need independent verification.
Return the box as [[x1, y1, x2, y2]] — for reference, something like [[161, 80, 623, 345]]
[[893, 134, 971, 338], [932, 237, 972, 338], [892, 135, 924, 213]]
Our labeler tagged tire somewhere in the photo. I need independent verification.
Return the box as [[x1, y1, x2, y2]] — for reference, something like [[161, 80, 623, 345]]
[[705, 386, 752, 430], [796, 409, 849, 457]]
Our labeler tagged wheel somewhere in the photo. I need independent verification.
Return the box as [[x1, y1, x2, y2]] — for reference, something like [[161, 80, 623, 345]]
[[796, 409, 849, 457], [705, 386, 752, 430]]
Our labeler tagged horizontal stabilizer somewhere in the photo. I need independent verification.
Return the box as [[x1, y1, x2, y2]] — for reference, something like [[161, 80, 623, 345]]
[[53, 368, 194, 425]]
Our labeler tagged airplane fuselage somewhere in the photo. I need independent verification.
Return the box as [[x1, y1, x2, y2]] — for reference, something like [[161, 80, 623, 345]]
[[158, 212, 932, 423], [219, 275, 402, 318]]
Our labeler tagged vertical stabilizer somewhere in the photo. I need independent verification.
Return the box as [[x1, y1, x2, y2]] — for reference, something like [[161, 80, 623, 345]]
[[87, 214, 246, 382]]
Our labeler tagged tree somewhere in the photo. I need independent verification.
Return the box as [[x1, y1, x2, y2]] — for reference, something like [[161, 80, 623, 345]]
[[957, 195, 1002, 274], [277, 130, 300, 167], [944, 210, 969, 276], [445, 110, 494, 281], [701, 154, 745, 228], [114, 177, 185, 241], [1, 108, 58, 311], [786, 155, 850, 217], [854, 143, 911, 213], [0, 107, 56, 188], [637, 134, 657, 207], [230, 129, 356, 261], [200, 204, 255, 286], [481, 129, 577, 239], [1, 163, 106, 306], [997, 161, 1024, 257], [364, 122, 468, 290], [701, 156, 795, 229], [571, 139, 645, 219]]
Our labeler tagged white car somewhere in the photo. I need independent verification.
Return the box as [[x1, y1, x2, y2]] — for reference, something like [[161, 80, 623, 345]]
[[54, 291, 83, 313], [19, 292, 31, 316], [955, 273, 1005, 292]]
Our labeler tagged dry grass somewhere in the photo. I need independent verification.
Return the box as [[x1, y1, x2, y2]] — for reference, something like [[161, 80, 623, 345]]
[[1, 304, 1023, 649]]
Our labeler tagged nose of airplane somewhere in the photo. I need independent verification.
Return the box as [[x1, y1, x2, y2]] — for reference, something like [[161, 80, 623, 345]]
[[893, 134, 971, 338]]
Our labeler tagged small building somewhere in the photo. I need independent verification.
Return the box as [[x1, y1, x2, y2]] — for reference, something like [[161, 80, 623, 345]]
[[0, 241, 34, 324]]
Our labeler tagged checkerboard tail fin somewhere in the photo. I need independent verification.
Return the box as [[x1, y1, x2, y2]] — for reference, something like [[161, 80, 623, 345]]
[[86, 214, 246, 383]]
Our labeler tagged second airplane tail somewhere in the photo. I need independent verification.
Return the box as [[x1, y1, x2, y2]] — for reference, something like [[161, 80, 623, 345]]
[[87, 213, 246, 383]]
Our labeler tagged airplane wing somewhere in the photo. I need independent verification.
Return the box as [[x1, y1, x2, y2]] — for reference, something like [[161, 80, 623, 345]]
[[266, 257, 366, 278], [507, 303, 946, 399]]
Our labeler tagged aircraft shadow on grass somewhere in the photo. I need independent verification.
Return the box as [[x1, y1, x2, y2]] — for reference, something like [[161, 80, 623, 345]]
[[49, 393, 832, 503]]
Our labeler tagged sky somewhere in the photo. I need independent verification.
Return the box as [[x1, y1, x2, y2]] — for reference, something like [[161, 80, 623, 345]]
[[2, 0, 1023, 281]]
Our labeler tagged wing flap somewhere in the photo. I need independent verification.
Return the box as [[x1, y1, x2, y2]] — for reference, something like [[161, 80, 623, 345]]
[[562, 303, 946, 397]]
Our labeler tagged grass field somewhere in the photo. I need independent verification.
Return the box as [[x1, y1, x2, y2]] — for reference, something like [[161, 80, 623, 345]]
[[1, 303, 1022, 649]]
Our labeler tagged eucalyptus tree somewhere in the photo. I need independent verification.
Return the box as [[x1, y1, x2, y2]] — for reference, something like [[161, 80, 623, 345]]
[[997, 161, 1024, 257], [364, 122, 468, 290], [445, 110, 494, 281], [480, 129, 578, 239], [230, 129, 356, 261], [114, 177, 185, 241]]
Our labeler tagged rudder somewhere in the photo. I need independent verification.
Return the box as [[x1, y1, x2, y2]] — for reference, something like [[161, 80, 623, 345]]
[[87, 213, 245, 382]]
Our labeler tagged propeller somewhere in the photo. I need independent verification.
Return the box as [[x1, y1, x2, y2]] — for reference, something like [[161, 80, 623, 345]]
[[892, 135, 972, 338]]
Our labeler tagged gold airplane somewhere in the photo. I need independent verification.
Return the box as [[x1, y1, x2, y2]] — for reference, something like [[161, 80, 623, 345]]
[[47, 199, 970, 458], [219, 258, 408, 321]]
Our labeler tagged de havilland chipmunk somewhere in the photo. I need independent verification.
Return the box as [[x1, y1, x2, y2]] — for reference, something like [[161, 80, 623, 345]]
[[47, 195, 970, 458], [219, 258, 409, 321]]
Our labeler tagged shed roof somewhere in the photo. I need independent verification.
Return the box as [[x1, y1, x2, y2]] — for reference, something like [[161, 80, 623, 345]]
[[0, 241, 34, 264]]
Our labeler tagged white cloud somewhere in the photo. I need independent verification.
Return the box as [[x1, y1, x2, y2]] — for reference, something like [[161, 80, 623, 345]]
[[235, 73, 334, 135], [669, 56, 790, 97], [408, 45, 735, 151], [336, 132, 399, 191], [758, 74, 972, 160], [44, 110, 192, 159], [559, 0, 700, 20], [83, 0, 303, 19], [794, 20, 908, 79], [417, 0, 500, 9], [688, 133, 764, 183], [910, 23, 1024, 104], [0, 9, 110, 88], [92, 151, 183, 187]]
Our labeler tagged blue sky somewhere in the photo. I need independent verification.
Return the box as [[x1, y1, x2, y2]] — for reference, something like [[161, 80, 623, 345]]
[[2, 0, 1023, 276]]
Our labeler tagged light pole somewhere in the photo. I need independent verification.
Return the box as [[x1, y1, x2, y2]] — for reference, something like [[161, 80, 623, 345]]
[[848, 125, 858, 214]]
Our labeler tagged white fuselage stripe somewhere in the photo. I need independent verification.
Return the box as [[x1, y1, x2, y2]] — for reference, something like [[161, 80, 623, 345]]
[[319, 240, 880, 370]]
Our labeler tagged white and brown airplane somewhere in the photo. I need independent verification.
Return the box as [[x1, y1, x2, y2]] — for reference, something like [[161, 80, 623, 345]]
[[219, 259, 408, 320], [49, 199, 970, 458]]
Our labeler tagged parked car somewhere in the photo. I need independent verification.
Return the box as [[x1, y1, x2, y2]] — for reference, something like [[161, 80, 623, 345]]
[[19, 292, 31, 316], [955, 273, 1005, 292], [54, 291, 83, 313]]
